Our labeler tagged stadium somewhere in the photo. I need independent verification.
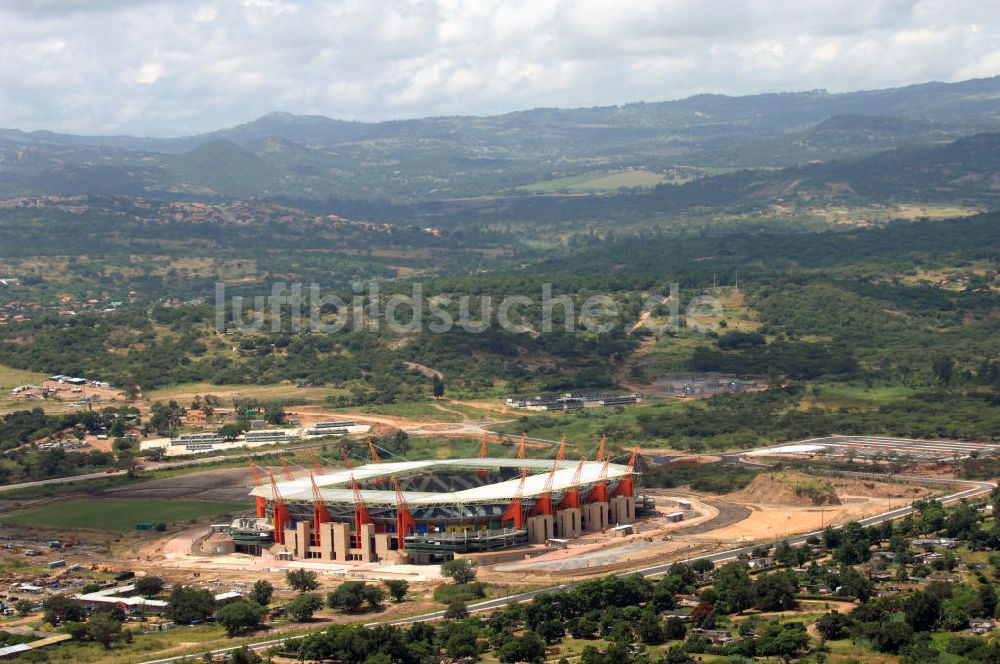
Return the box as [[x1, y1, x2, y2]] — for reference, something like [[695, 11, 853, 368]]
[[229, 438, 645, 564]]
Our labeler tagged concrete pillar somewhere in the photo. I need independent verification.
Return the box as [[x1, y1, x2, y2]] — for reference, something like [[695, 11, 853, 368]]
[[582, 502, 609, 533], [283, 528, 297, 553], [296, 522, 311, 558], [374, 533, 392, 561], [555, 508, 582, 539], [526, 515, 554, 544], [609, 496, 635, 525], [358, 524, 376, 562], [331, 522, 351, 561], [319, 523, 335, 561]]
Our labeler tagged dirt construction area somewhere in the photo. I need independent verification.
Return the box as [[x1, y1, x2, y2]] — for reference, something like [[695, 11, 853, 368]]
[[95, 467, 254, 503], [481, 472, 942, 582]]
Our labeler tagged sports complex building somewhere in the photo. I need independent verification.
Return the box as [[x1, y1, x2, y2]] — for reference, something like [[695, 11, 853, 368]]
[[228, 440, 647, 564]]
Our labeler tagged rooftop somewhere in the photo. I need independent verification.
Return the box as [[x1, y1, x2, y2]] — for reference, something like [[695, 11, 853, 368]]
[[251, 457, 634, 506]]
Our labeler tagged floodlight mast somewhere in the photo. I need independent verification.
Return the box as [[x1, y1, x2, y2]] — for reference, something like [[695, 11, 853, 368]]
[[247, 459, 267, 518], [610, 446, 640, 499], [500, 470, 526, 529], [350, 473, 372, 548], [587, 457, 610, 503], [307, 449, 323, 474], [310, 474, 332, 546], [529, 458, 559, 516], [477, 430, 489, 478], [268, 471, 290, 545], [393, 475, 416, 550], [368, 437, 382, 464], [367, 437, 387, 484], [558, 456, 587, 510], [277, 452, 294, 481]]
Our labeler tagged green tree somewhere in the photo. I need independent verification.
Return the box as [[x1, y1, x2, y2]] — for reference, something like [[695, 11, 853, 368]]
[[166, 586, 215, 624], [758, 622, 809, 657], [537, 619, 564, 644], [218, 422, 245, 439], [433, 375, 445, 399], [286, 569, 319, 593], [364, 584, 386, 611], [714, 562, 753, 614], [637, 610, 664, 645], [249, 579, 274, 606], [133, 576, 164, 596], [87, 612, 124, 649], [384, 579, 409, 603], [978, 583, 997, 618], [230, 646, 263, 664], [569, 617, 599, 639], [579, 645, 604, 664], [328, 581, 373, 612], [663, 616, 687, 641], [444, 601, 468, 620], [441, 558, 477, 584], [286, 593, 324, 622], [874, 621, 913, 654], [215, 600, 265, 636], [905, 589, 944, 632], [816, 611, 853, 640], [662, 645, 694, 664], [651, 581, 677, 612], [498, 630, 545, 663], [690, 559, 714, 574], [42, 595, 86, 625], [438, 619, 480, 658], [752, 571, 798, 611]]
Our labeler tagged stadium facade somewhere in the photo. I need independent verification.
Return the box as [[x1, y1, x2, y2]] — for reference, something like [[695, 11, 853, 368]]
[[234, 447, 644, 564]]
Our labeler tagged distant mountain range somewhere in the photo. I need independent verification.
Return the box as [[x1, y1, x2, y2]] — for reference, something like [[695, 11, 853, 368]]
[[1, 76, 999, 203]]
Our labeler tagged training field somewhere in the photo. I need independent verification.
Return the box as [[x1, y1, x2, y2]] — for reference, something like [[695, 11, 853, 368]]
[[0, 499, 246, 530]]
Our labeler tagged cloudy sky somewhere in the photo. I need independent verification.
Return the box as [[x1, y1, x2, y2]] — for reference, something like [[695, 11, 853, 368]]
[[1, 0, 998, 136]]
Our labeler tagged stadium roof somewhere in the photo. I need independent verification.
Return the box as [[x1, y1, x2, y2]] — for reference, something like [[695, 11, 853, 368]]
[[250, 457, 634, 506]]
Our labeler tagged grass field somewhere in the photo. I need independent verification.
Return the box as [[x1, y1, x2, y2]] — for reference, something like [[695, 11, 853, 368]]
[[0, 363, 46, 391], [0, 498, 246, 530], [519, 169, 668, 193], [145, 381, 344, 404], [493, 399, 687, 455], [0, 364, 48, 412], [806, 382, 916, 409]]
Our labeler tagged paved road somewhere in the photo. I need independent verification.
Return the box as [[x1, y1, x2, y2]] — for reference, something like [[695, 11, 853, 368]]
[[138, 472, 995, 664]]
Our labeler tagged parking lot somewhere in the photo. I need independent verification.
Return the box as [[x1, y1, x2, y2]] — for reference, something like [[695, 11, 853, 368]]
[[743, 435, 1000, 463]]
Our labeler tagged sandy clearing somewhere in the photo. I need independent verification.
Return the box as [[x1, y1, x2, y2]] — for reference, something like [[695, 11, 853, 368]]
[[687, 495, 908, 542]]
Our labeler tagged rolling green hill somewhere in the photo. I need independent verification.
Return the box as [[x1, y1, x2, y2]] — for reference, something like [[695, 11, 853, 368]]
[[1, 76, 999, 202]]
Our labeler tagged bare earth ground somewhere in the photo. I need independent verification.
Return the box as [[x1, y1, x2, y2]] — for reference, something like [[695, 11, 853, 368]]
[[95, 467, 253, 503], [3, 379, 130, 415]]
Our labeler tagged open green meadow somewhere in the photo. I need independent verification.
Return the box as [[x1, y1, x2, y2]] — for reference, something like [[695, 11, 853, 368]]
[[493, 398, 689, 455], [0, 363, 48, 411], [0, 363, 46, 391], [144, 381, 346, 404], [0, 498, 246, 530]]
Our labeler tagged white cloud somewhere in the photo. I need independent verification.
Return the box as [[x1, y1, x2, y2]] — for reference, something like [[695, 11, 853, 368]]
[[136, 62, 163, 85], [0, 0, 996, 135]]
